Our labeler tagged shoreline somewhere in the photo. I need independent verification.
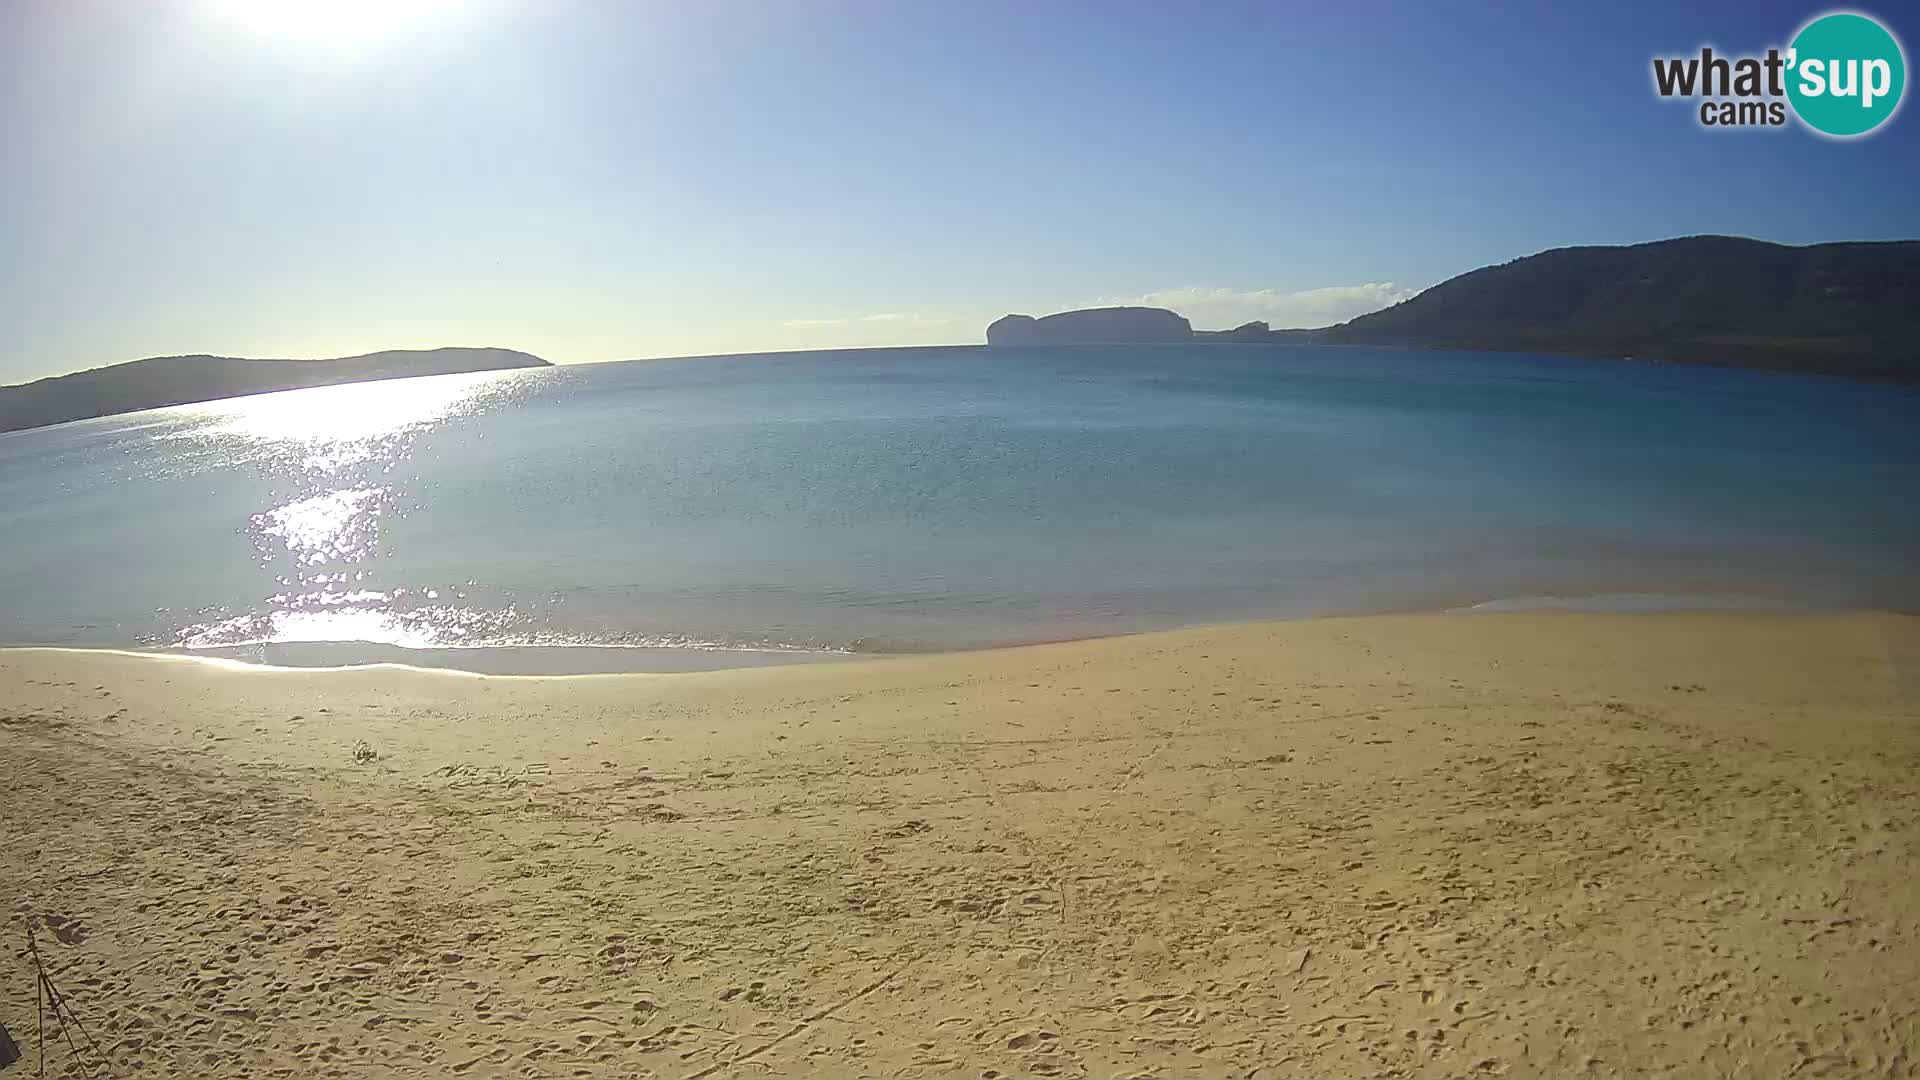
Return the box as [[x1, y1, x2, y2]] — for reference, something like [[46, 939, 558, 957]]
[[4, 611, 1917, 1076], [0, 590, 1847, 677]]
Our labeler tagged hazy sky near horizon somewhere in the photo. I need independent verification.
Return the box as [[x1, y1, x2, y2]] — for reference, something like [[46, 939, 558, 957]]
[[3, 0, 1917, 381]]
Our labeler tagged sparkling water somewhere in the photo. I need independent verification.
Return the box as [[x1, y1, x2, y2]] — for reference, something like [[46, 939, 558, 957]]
[[2, 344, 1914, 669]]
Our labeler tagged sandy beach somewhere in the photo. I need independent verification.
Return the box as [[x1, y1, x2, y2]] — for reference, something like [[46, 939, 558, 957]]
[[3, 612, 1917, 1078]]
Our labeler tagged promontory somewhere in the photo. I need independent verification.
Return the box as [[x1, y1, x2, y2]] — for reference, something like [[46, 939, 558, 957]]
[[0, 347, 552, 434]]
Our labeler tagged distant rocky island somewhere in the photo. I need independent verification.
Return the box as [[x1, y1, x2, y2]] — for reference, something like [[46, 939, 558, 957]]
[[988, 307, 1193, 345], [0, 347, 551, 434], [988, 236, 1920, 382]]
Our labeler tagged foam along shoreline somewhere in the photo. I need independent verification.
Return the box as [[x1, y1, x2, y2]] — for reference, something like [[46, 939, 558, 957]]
[[171, 639, 860, 675], [1453, 590, 1807, 613], [5, 612, 1918, 1077], [23, 590, 1833, 678]]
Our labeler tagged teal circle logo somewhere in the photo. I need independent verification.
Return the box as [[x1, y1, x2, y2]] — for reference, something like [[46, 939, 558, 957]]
[[1787, 12, 1907, 137]]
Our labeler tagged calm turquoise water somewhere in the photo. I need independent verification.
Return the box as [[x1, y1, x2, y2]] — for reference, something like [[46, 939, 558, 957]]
[[1, 344, 1915, 669]]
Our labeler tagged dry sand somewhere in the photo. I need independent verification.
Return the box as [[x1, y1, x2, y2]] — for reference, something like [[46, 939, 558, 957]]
[[3, 612, 1918, 1078]]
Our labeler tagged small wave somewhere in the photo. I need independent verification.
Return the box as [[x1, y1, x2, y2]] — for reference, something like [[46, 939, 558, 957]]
[[166, 602, 859, 658], [174, 626, 855, 655], [1456, 592, 1797, 614], [171, 638, 856, 676]]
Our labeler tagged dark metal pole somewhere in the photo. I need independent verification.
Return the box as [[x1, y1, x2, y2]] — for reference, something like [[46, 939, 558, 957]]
[[28, 921, 44, 1080]]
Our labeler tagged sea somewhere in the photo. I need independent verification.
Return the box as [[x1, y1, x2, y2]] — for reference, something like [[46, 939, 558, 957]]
[[2, 344, 1915, 672]]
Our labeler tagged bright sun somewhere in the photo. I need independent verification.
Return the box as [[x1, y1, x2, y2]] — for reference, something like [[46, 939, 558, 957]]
[[214, 0, 459, 42]]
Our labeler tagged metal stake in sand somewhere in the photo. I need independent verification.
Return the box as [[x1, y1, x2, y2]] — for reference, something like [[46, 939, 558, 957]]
[[29, 919, 43, 1080], [21, 918, 106, 1080]]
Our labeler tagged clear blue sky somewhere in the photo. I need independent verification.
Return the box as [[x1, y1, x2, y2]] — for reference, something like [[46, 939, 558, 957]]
[[3, 0, 1915, 380]]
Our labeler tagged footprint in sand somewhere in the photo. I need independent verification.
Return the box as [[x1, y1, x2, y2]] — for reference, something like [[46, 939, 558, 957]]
[[41, 913, 90, 945]]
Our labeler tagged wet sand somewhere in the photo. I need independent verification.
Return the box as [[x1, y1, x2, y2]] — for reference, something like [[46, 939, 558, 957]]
[[3, 612, 1917, 1078]]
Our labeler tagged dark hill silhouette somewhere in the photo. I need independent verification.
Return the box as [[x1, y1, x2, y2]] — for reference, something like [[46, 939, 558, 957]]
[[0, 347, 551, 434], [983, 237, 1918, 381], [1324, 236, 1920, 380]]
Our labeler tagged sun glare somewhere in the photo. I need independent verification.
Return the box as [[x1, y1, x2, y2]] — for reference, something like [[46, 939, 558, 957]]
[[213, 0, 460, 42]]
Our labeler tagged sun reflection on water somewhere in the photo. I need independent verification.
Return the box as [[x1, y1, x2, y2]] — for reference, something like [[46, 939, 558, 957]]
[[255, 487, 388, 564], [175, 370, 515, 450], [167, 370, 541, 649]]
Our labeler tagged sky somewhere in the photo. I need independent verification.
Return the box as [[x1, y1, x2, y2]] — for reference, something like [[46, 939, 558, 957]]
[[2, 0, 1917, 382]]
